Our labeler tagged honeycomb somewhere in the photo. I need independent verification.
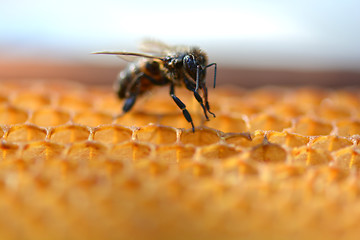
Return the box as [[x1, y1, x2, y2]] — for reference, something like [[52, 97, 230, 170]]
[[1, 80, 360, 239]]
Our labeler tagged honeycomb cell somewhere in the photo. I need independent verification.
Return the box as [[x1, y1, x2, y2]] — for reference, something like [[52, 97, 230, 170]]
[[223, 133, 252, 146], [67, 141, 108, 162], [247, 142, 287, 163], [293, 117, 333, 136], [145, 160, 169, 176], [73, 111, 113, 127], [6, 125, 47, 143], [93, 95, 122, 114], [155, 145, 181, 164], [0, 142, 19, 160], [30, 108, 70, 127], [109, 141, 152, 162], [316, 104, 352, 120], [291, 146, 332, 166], [155, 88, 199, 112], [246, 88, 285, 108], [120, 174, 143, 191], [227, 100, 262, 116], [331, 90, 360, 106], [49, 125, 90, 144], [57, 94, 93, 111], [334, 147, 360, 170], [94, 125, 133, 144], [103, 159, 125, 176], [290, 88, 330, 107], [267, 131, 309, 148], [309, 166, 348, 183], [154, 145, 196, 164], [199, 143, 239, 160], [115, 112, 159, 127], [311, 135, 353, 151], [22, 141, 65, 161], [0, 105, 29, 125], [224, 132, 264, 148], [250, 114, 291, 132], [11, 92, 51, 110], [192, 162, 213, 177], [134, 125, 177, 145], [272, 103, 305, 118], [336, 120, 360, 137], [139, 96, 182, 114], [180, 128, 220, 146], [270, 165, 305, 180], [74, 171, 106, 189], [204, 115, 248, 133], [236, 160, 259, 176], [159, 113, 202, 130]]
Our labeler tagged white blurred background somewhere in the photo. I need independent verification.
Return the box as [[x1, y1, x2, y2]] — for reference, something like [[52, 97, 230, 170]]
[[1, 0, 360, 70]]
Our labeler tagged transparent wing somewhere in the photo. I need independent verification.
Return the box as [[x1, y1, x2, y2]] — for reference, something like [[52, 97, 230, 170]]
[[92, 51, 163, 62], [117, 55, 139, 62], [138, 39, 175, 55]]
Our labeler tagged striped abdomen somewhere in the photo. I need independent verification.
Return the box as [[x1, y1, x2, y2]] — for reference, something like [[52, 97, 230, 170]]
[[114, 59, 167, 99]]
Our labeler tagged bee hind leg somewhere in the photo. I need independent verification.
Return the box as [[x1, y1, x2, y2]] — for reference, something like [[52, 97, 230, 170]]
[[120, 76, 141, 116], [170, 84, 195, 132], [113, 95, 137, 119], [122, 94, 137, 113]]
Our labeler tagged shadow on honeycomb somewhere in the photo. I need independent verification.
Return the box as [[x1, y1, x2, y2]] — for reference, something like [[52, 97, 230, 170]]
[[1, 80, 360, 240]]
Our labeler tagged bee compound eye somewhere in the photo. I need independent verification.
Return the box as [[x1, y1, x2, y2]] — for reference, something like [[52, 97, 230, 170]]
[[184, 55, 196, 69]]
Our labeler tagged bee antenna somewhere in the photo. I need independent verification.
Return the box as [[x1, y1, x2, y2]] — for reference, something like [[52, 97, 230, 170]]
[[206, 63, 217, 88], [195, 65, 201, 92], [92, 51, 165, 61]]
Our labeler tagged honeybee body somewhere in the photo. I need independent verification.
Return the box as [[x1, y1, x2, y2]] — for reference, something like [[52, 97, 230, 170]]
[[115, 58, 172, 99], [95, 41, 217, 132]]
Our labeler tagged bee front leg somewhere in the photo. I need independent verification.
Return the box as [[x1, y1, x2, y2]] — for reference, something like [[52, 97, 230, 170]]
[[170, 84, 195, 132], [203, 86, 216, 118], [183, 77, 210, 121], [193, 91, 210, 121]]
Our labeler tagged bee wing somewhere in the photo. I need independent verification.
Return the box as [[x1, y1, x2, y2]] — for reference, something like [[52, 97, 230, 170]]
[[92, 51, 163, 62], [138, 39, 175, 55]]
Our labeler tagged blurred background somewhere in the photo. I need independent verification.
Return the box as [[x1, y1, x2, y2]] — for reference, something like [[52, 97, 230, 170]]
[[1, 0, 360, 87]]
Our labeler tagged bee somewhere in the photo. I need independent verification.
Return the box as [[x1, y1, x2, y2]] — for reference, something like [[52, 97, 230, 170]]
[[93, 40, 217, 132]]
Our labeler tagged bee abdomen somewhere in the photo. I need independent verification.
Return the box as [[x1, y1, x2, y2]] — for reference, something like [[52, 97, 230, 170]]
[[115, 63, 140, 99]]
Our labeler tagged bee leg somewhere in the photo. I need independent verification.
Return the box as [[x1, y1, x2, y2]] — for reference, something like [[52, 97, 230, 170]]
[[184, 77, 210, 120], [120, 72, 166, 116], [193, 91, 210, 121], [170, 84, 195, 132], [122, 94, 137, 113], [121, 76, 142, 113], [203, 86, 216, 118]]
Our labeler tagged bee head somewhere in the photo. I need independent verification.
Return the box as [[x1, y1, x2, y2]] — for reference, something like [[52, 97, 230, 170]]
[[183, 48, 216, 91], [183, 49, 208, 88]]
